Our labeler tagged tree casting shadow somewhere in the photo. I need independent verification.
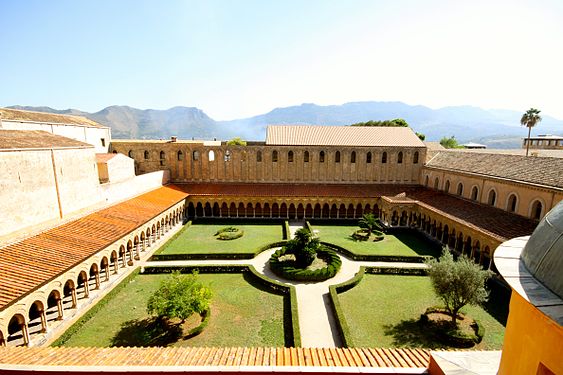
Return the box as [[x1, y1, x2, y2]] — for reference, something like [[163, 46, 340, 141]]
[[383, 318, 455, 349], [110, 317, 182, 347]]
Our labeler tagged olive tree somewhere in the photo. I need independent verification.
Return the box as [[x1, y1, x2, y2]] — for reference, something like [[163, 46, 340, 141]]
[[426, 250, 492, 326], [147, 271, 212, 323]]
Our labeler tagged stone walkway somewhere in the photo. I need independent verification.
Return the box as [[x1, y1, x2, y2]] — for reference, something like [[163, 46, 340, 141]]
[[142, 224, 427, 348]]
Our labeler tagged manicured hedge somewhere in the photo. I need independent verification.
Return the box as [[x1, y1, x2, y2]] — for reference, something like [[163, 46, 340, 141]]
[[321, 242, 430, 263], [149, 241, 288, 261], [269, 247, 342, 282], [52, 268, 141, 347], [365, 266, 428, 276], [421, 306, 485, 348], [186, 309, 211, 338], [283, 221, 291, 240], [142, 265, 250, 274]]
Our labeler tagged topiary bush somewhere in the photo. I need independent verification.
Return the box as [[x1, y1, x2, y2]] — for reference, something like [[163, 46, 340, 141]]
[[214, 226, 244, 240], [269, 246, 342, 281]]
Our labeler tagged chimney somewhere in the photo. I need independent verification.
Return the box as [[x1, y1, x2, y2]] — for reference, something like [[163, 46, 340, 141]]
[[170, 136, 177, 142]]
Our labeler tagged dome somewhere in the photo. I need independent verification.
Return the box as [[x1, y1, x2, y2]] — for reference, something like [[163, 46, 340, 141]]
[[521, 200, 563, 299]]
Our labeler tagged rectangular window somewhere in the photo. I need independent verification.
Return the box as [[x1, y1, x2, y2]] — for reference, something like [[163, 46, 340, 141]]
[[101, 138, 106, 147]]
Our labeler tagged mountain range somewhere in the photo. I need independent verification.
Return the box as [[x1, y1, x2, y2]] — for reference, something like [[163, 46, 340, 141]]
[[8, 102, 563, 148]]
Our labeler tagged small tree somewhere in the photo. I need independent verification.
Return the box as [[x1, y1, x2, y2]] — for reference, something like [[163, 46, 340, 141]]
[[426, 250, 492, 326], [358, 213, 384, 236], [147, 271, 212, 323], [439, 136, 462, 149], [226, 137, 247, 146], [285, 228, 318, 267]]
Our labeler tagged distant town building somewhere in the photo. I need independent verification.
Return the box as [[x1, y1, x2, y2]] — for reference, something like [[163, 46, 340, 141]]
[[522, 134, 563, 150], [461, 142, 487, 149]]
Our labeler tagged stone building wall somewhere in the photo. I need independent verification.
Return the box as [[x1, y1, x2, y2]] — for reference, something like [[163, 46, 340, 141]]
[[110, 141, 426, 185]]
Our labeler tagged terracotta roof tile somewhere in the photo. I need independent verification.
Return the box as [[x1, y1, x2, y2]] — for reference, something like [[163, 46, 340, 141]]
[[0, 347, 430, 369], [266, 125, 426, 147], [0, 185, 188, 310], [0, 130, 92, 150], [426, 151, 563, 189], [0, 108, 106, 128]]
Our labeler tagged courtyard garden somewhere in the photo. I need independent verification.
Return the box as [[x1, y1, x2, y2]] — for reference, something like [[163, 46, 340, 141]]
[[335, 274, 507, 349], [310, 221, 441, 257], [155, 221, 284, 256], [54, 271, 287, 348]]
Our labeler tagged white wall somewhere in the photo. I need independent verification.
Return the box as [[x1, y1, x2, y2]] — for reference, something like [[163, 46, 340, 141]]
[[99, 170, 170, 204]]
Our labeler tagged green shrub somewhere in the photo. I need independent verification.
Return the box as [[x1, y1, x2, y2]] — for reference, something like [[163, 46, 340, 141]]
[[186, 309, 211, 337], [269, 246, 342, 281], [214, 227, 244, 241]]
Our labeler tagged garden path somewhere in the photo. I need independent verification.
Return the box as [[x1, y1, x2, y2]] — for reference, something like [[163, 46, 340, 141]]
[[142, 250, 426, 348]]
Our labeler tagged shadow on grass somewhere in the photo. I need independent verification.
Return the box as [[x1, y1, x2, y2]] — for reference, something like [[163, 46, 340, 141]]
[[482, 279, 511, 326], [110, 317, 182, 347], [383, 318, 455, 349], [393, 230, 442, 257]]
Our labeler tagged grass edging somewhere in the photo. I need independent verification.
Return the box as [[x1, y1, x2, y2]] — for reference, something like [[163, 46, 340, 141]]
[[328, 267, 366, 348], [149, 240, 288, 261], [321, 241, 430, 263], [52, 268, 141, 347]]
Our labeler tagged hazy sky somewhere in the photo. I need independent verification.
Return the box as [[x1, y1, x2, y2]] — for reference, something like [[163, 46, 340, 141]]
[[1, 0, 562, 120]]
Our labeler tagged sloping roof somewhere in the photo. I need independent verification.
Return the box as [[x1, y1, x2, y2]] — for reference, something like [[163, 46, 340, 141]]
[[426, 151, 563, 189], [0, 130, 92, 150], [424, 142, 445, 151], [95, 153, 118, 163], [0, 108, 106, 129], [0, 346, 430, 369], [0, 185, 188, 310], [266, 126, 425, 147]]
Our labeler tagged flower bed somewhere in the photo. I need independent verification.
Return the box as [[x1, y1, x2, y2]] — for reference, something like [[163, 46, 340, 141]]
[[214, 226, 244, 240]]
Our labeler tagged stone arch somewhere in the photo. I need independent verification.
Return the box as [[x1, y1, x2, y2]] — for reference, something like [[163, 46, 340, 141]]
[[356, 203, 363, 218], [271, 203, 280, 217], [366, 152, 372, 163], [100, 256, 110, 282], [424, 175, 429, 187], [339, 204, 346, 218], [456, 232, 464, 252], [319, 151, 325, 163], [280, 203, 288, 218], [304, 151, 310, 163], [433, 177, 440, 190], [7, 313, 28, 346], [444, 180, 451, 193], [238, 202, 246, 217], [221, 202, 228, 217], [28, 300, 47, 336], [76, 270, 90, 300], [297, 203, 304, 219], [322, 203, 330, 218], [529, 199, 544, 220], [256, 150, 262, 162], [247, 202, 254, 218], [255, 202, 263, 217], [89, 263, 100, 290], [506, 193, 519, 212], [305, 203, 313, 217], [195, 202, 204, 217], [448, 228, 456, 249], [128, 150, 134, 158], [46, 289, 64, 323], [144, 150, 149, 159], [313, 203, 321, 218], [213, 202, 220, 217], [187, 202, 195, 218], [470, 186, 479, 201], [177, 150, 184, 161], [364, 203, 372, 214], [330, 204, 338, 219], [335, 151, 341, 163], [272, 150, 278, 162], [204, 202, 212, 217], [263, 202, 271, 217], [413, 151, 419, 164], [126, 240, 134, 262], [110, 250, 118, 274], [382, 152, 387, 163], [473, 240, 481, 262], [350, 151, 356, 164], [464, 236, 472, 255], [482, 245, 491, 268], [192, 150, 200, 161], [208, 150, 215, 161], [63, 279, 77, 310], [487, 188, 497, 207], [443, 224, 450, 245], [288, 150, 294, 162], [397, 151, 403, 164], [289, 203, 297, 219], [347, 204, 354, 219]]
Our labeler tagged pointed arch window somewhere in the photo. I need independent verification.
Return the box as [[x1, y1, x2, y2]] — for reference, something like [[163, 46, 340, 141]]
[[304, 151, 309, 162], [272, 150, 278, 162], [366, 152, 372, 163], [128, 150, 134, 158], [413, 151, 419, 164], [144, 150, 149, 160], [335, 151, 340, 163], [351, 151, 356, 163], [177, 150, 184, 161], [288, 150, 294, 162], [382, 152, 387, 164], [256, 150, 262, 162], [320, 151, 325, 163], [193, 151, 200, 161], [397, 152, 403, 164], [208, 150, 215, 161]]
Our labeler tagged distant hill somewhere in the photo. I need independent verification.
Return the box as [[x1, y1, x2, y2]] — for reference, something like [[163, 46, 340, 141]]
[[8, 102, 563, 148]]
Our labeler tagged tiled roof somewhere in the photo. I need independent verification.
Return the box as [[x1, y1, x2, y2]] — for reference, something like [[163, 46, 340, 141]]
[[0, 130, 92, 150], [0, 108, 106, 128], [0, 185, 188, 310], [178, 183, 537, 241], [266, 125, 426, 147], [0, 346, 430, 369], [426, 151, 563, 189], [424, 142, 445, 151], [95, 153, 118, 163], [178, 183, 419, 198]]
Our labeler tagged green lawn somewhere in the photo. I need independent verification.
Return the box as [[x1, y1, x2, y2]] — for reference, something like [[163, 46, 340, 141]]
[[311, 224, 441, 257], [58, 273, 286, 347], [337, 274, 506, 349], [158, 222, 283, 255]]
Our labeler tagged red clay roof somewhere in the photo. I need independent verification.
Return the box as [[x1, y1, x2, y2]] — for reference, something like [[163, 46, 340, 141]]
[[0, 185, 188, 310], [0, 346, 430, 369], [266, 125, 425, 147]]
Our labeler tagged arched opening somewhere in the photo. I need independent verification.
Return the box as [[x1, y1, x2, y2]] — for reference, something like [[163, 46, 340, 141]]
[[272, 150, 278, 162], [192, 151, 200, 161], [487, 189, 497, 206], [77, 271, 90, 300], [47, 290, 64, 322], [297, 204, 305, 219], [350, 151, 356, 163], [177, 151, 184, 161], [356, 203, 363, 218], [280, 203, 288, 218], [364, 204, 372, 214], [247, 202, 254, 217], [339, 204, 346, 218], [507, 194, 518, 213], [464, 236, 472, 255], [289, 203, 296, 219], [204, 202, 212, 217], [110, 250, 118, 274], [128, 150, 134, 158], [473, 240, 481, 263], [319, 151, 325, 163], [366, 152, 372, 163], [530, 200, 543, 220], [195, 202, 204, 217], [397, 152, 403, 164], [444, 180, 450, 193], [471, 186, 479, 201], [443, 225, 449, 245], [313, 203, 321, 218], [159, 151, 165, 166], [304, 151, 309, 163], [322, 203, 330, 218], [100, 256, 110, 282], [256, 150, 262, 162], [335, 151, 341, 163], [457, 182, 464, 196], [434, 177, 439, 190], [413, 151, 419, 164], [382, 152, 387, 163], [7, 314, 28, 347], [238, 202, 246, 217], [347, 204, 354, 219], [212, 202, 220, 217], [255, 203, 263, 217], [89, 263, 100, 290], [144, 150, 149, 159], [271, 203, 280, 217], [28, 300, 48, 336], [288, 151, 294, 162], [305, 203, 313, 218], [330, 204, 338, 219], [482, 246, 491, 269], [424, 175, 429, 187], [263, 203, 271, 217], [187, 202, 195, 218], [220, 202, 228, 217], [208, 150, 215, 161], [63, 279, 77, 309]]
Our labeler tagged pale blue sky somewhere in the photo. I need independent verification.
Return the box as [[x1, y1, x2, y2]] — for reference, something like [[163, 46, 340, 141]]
[[1, 0, 562, 120]]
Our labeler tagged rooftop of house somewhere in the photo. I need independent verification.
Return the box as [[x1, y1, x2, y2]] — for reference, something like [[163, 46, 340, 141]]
[[0, 130, 93, 150], [0, 108, 107, 129], [426, 151, 563, 189], [265, 125, 426, 147], [0, 184, 188, 310]]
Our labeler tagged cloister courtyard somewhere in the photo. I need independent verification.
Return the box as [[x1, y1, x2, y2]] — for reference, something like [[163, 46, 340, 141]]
[[49, 219, 508, 350]]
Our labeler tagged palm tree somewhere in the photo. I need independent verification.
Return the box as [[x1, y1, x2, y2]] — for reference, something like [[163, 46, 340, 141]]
[[521, 108, 542, 156], [358, 213, 384, 236]]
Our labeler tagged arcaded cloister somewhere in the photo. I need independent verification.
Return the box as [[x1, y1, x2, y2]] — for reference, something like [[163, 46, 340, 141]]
[[0, 116, 562, 350]]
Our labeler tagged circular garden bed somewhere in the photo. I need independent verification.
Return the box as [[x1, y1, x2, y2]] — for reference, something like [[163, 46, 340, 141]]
[[269, 246, 342, 281], [214, 227, 244, 241], [419, 307, 484, 348]]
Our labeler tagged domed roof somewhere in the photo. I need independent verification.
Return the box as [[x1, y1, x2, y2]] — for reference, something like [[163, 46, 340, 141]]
[[522, 200, 563, 299]]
